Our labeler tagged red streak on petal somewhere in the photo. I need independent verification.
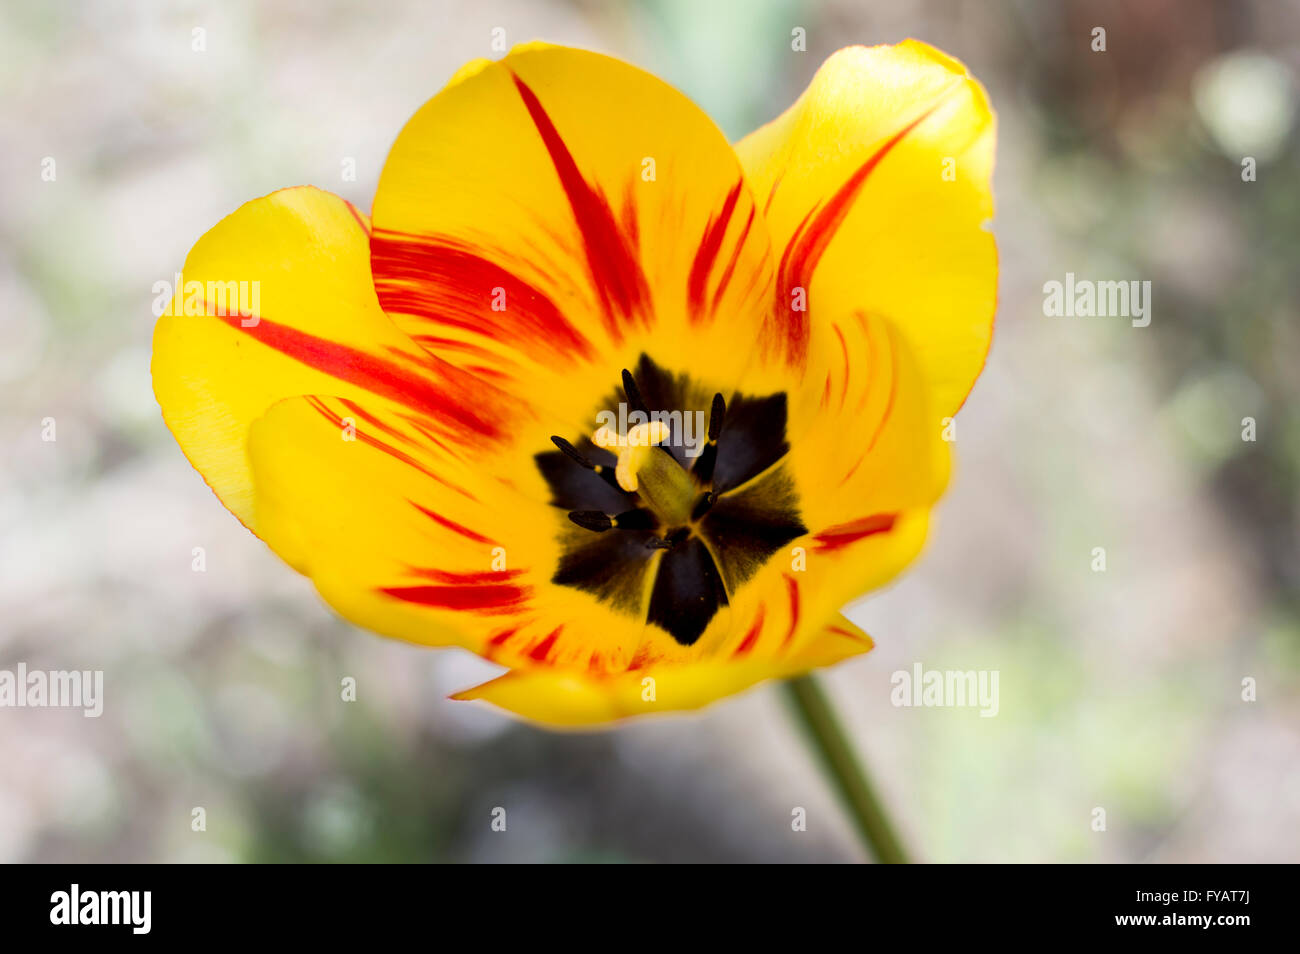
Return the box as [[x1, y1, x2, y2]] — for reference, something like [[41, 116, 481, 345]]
[[338, 397, 408, 444], [344, 200, 371, 236], [767, 205, 817, 366], [710, 205, 756, 316], [620, 179, 641, 250], [812, 513, 898, 553], [408, 567, 526, 585], [688, 179, 744, 322], [762, 172, 784, 217], [781, 574, 801, 649], [837, 451, 865, 490], [410, 501, 495, 546], [305, 398, 475, 502], [528, 626, 563, 662], [865, 326, 899, 453], [733, 603, 767, 657], [832, 323, 850, 412], [411, 334, 513, 364], [836, 317, 898, 489], [510, 72, 649, 334], [214, 309, 501, 442], [379, 582, 530, 614], [768, 104, 939, 367], [371, 230, 595, 363], [482, 626, 521, 661], [627, 648, 655, 671], [463, 365, 511, 382]]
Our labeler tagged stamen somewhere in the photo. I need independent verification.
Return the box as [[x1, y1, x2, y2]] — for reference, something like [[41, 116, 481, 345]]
[[693, 392, 726, 484], [621, 368, 648, 415], [551, 435, 625, 492], [568, 508, 656, 533], [708, 392, 726, 441], [568, 510, 613, 532], [551, 435, 596, 470]]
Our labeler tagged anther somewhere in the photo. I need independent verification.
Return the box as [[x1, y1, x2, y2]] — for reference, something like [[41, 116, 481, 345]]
[[552, 434, 625, 492], [568, 508, 656, 533], [621, 368, 648, 415], [693, 392, 727, 485], [568, 510, 613, 532], [552, 435, 596, 469], [708, 392, 726, 442]]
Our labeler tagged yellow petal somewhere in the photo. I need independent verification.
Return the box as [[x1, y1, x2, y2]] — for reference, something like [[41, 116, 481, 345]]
[[244, 391, 544, 654], [736, 40, 996, 417], [786, 310, 950, 535], [451, 616, 875, 728], [244, 391, 693, 669], [708, 304, 943, 622], [151, 186, 519, 532], [370, 43, 781, 429]]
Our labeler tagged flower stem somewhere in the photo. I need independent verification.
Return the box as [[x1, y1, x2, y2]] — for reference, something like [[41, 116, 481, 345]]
[[782, 674, 910, 864]]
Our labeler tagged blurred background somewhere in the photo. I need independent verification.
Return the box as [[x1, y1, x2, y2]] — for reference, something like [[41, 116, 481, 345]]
[[1, 0, 1298, 863]]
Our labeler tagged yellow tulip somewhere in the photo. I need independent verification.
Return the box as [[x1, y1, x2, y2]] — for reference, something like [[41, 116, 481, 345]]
[[152, 40, 996, 728]]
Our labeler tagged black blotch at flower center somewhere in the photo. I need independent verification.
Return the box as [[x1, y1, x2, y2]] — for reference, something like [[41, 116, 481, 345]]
[[534, 354, 807, 646]]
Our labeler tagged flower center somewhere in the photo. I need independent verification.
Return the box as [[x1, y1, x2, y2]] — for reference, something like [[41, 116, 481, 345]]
[[536, 354, 806, 646]]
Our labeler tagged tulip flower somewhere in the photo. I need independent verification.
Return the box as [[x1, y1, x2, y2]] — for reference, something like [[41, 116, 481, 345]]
[[153, 40, 995, 861]]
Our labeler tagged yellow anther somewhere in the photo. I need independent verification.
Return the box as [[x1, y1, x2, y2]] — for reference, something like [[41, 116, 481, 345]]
[[592, 421, 670, 492]]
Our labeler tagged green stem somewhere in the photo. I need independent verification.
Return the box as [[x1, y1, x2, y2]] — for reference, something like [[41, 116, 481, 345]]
[[783, 674, 910, 864]]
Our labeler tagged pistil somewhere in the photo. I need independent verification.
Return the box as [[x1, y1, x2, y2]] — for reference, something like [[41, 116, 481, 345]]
[[591, 420, 695, 526]]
